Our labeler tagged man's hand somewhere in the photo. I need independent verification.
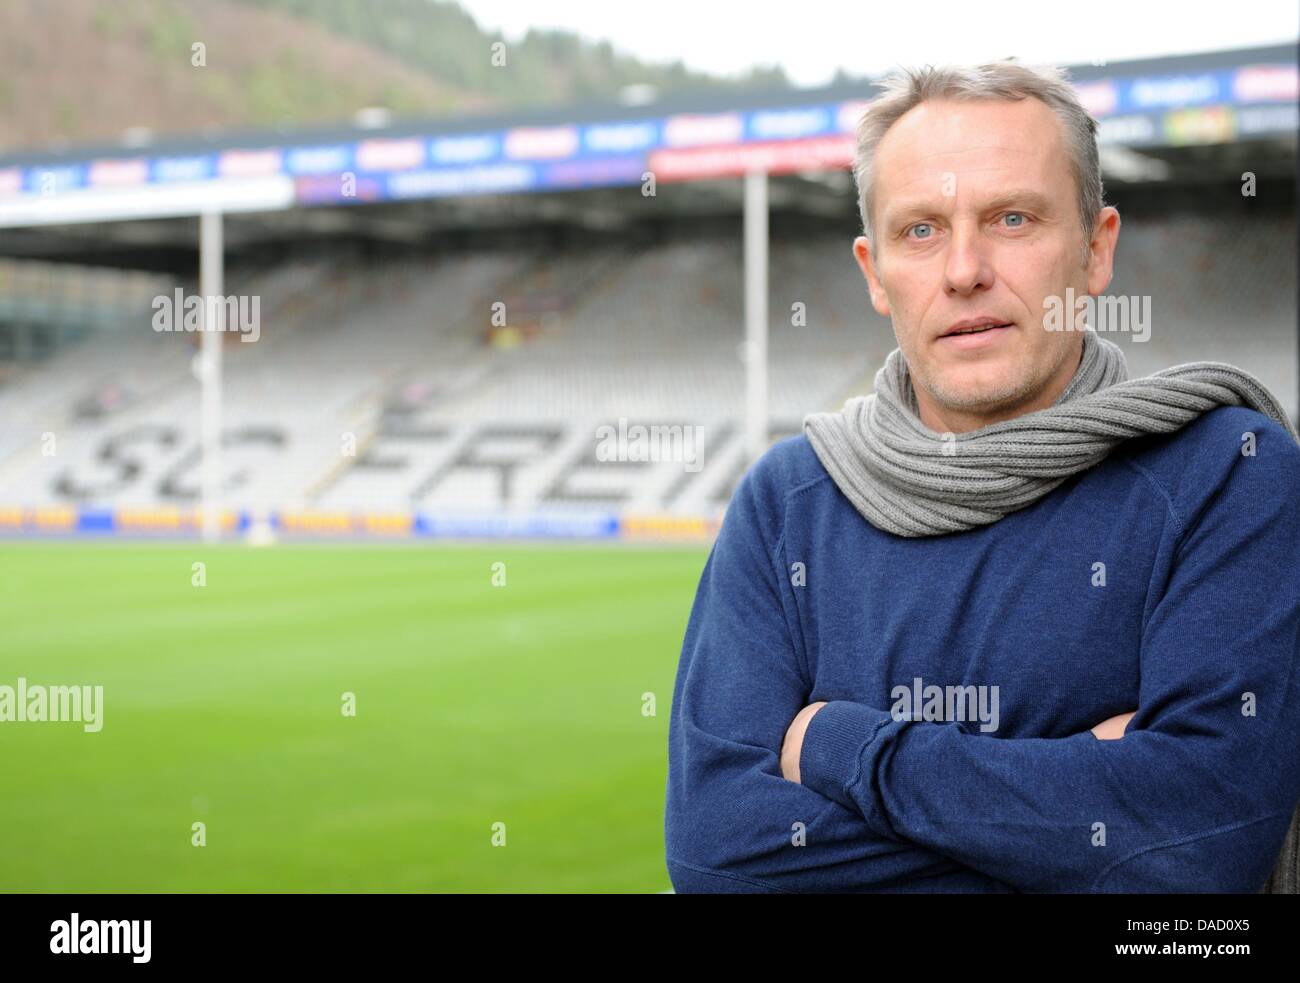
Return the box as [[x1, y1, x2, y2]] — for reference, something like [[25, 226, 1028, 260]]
[[1090, 710, 1136, 740], [781, 702, 828, 783]]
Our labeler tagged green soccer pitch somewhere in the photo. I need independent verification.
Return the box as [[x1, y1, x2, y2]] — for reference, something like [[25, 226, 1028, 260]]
[[0, 541, 706, 892]]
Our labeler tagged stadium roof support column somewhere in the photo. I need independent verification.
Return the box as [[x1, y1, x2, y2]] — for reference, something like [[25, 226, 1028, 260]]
[[199, 209, 224, 543], [744, 167, 769, 466]]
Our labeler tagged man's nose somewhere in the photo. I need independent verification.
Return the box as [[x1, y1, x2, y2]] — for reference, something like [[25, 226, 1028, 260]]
[[943, 224, 994, 295]]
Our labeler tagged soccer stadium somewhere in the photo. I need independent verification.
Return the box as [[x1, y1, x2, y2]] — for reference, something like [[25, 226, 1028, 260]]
[[0, 2, 1296, 896]]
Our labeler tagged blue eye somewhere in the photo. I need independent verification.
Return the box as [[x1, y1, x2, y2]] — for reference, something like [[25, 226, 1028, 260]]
[[907, 223, 933, 239], [1003, 212, 1026, 227]]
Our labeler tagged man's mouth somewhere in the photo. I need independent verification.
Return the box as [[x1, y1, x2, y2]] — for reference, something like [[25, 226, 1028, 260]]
[[946, 322, 1013, 338], [942, 319, 1013, 337], [947, 323, 1009, 335]]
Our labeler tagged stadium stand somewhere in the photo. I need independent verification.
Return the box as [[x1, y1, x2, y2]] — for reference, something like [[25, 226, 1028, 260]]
[[0, 213, 1294, 521]]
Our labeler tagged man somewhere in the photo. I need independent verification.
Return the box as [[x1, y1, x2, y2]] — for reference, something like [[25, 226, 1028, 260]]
[[663, 60, 1300, 893]]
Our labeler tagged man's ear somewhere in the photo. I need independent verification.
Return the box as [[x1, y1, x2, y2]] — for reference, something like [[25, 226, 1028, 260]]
[[853, 236, 890, 318], [1084, 206, 1121, 295]]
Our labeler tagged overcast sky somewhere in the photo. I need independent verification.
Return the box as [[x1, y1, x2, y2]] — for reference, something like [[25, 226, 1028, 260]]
[[465, 0, 1299, 88]]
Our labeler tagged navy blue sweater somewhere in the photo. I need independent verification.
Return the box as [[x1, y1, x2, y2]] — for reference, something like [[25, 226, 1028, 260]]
[[664, 406, 1300, 893]]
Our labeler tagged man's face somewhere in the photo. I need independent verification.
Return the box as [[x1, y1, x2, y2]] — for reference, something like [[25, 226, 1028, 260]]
[[854, 97, 1119, 431]]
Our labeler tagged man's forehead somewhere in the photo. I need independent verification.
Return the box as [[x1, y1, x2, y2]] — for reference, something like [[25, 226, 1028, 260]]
[[882, 96, 1064, 153], [875, 99, 1069, 208]]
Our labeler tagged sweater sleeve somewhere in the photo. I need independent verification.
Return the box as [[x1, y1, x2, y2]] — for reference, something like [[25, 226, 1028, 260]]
[[664, 446, 1013, 893], [798, 420, 1300, 893]]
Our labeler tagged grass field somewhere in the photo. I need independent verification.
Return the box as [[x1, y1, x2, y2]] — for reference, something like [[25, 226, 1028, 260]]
[[0, 541, 706, 892]]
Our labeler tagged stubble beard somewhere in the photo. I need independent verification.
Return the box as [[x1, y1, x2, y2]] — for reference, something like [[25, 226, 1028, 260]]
[[907, 343, 1076, 423]]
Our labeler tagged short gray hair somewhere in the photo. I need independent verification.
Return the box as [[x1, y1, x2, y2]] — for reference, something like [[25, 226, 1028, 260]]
[[853, 60, 1104, 263]]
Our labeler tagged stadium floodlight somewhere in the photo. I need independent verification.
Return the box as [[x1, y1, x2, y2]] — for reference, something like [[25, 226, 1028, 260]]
[[354, 107, 393, 129], [119, 126, 155, 148], [619, 83, 658, 106]]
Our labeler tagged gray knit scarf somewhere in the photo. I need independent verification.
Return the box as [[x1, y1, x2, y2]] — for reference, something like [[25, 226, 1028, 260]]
[[803, 326, 1300, 894], [804, 327, 1298, 539]]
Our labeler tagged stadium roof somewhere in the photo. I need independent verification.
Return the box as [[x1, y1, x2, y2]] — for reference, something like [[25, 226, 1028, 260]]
[[0, 42, 1293, 269], [1, 41, 1294, 169], [0, 42, 1294, 225]]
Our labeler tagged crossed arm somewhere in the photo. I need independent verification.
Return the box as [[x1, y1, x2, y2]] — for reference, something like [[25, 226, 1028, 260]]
[[773, 481, 1300, 891], [782, 705, 1136, 785], [776, 683, 1295, 893]]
